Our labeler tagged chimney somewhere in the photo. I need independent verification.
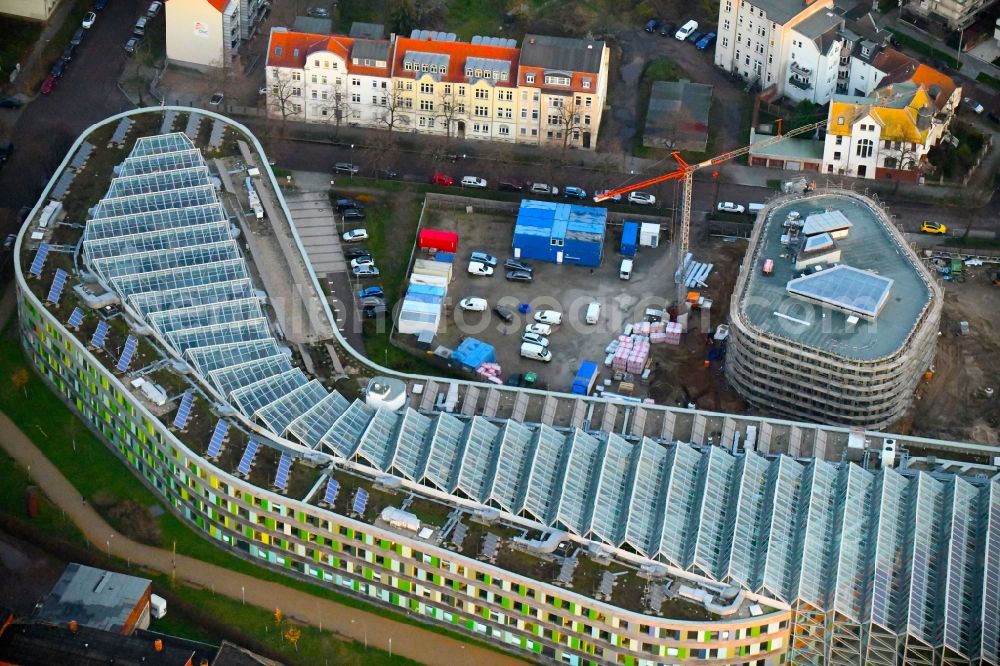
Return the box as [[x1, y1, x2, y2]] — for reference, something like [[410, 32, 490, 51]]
[[69, 620, 78, 633], [529, 38, 535, 44], [154, 639, 163, 652]]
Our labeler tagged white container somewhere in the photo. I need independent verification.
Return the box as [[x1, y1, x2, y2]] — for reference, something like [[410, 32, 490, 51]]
[[150, 594, 167, 619]]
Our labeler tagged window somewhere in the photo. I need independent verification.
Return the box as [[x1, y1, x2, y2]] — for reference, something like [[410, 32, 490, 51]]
[[371, 96, 377, 104], [475, 88, 489, 99], [311, 90, 318, 99], [833, 151, 841, 160], [313, 59, 320, 67], [531, 109, 538, 119], [311, 75, 317, 83], [420, 99, 434, 111], [856, 138, 873, 158], [420, 82, 434, 94], [526, 73, 535, 84], [499, 125, 509, 135], [444, 84, 451, 94], [291, 87, 301, 97], [547, 114, 560, 125], [292, 72, 302, 81], [351, 78, 360, 86], [458, 86, 466, 96], [474, 105, 489, 117], [585, 97, 592, 108], [582, 78, 591, 89], [351, 93, 361, 103], [521, 108, 527, 118], [544, 75, 571, 86], [835, 136, 843, 145], [722, 37, 729, 47]]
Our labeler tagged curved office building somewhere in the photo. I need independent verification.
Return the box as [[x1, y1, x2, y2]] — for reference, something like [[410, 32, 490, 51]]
[[14, 110, 1000, 666], [726, 190, 943, 429]]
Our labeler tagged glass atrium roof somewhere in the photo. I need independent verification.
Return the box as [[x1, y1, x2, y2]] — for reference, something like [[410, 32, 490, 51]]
[[787, 265, 893, 319]]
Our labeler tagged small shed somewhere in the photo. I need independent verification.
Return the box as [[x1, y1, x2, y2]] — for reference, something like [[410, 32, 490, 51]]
[[414, 258, 452, 282], [643, 80, 713, 152], [418, 228, 458, 253], [639, 223, 661, 247], [512, 200, 606, 267], [620, 222, 639, 257]]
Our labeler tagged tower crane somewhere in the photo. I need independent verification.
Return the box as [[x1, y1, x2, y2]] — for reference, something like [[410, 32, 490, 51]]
[[594, 119, 827, 306]]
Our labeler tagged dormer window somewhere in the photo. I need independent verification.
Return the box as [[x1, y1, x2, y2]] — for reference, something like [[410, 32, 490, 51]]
[[274, 47, 283, 56], [526, 73, 535, 84], [293, 48, 300, 57]]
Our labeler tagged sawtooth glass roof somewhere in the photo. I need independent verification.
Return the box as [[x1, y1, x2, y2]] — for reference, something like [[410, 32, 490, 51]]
[[78, 134, 1000, 662]]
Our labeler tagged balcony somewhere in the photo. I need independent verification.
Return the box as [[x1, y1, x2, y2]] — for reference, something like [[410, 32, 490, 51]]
[[788, 76, 812, 91], [790, 61, 812, 78]]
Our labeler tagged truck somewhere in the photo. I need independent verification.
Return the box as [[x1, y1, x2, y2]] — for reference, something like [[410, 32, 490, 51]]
[[571, 361, 599, 396]]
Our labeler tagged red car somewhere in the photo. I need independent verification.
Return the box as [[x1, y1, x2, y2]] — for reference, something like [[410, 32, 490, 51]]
[[40, 75, 57, 95], [430, 173, 454, 186]]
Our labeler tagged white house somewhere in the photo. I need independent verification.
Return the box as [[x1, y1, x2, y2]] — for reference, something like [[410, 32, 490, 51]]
[[166, 0, 268, 70], [783, 10, 845, 104]]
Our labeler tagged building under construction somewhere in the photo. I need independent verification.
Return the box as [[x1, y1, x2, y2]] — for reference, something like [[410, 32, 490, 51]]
[[726, 189, 942, 428]]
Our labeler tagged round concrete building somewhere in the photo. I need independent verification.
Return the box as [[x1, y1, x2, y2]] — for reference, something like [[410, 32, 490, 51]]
[[726, 189, 942, 429]]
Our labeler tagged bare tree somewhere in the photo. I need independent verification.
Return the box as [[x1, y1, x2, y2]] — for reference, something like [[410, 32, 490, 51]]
[[435, 88, 467, 142], [266, 69, 303, 129], [317, 80, 352, 128], [375, 85, 413, 133], [555, 98, 585, 155], [368, 131, 398, 179]]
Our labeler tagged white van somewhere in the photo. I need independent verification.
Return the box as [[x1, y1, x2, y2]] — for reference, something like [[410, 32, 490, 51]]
[[619, 258, 633, 280], [585, 302, 601, 324], [675, 20, 698, 40], [748, 203, 765, 215], [520, 342, 552, 362]]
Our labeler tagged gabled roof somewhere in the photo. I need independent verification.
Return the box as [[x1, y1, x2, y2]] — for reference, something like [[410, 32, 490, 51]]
[[828, 84, 936, 143], [391, 36, 519, 85], [878, 63, 958, 109], [519, 34, 605, 73], [266, 30, 390, 75], [870, 47, 917, 75]]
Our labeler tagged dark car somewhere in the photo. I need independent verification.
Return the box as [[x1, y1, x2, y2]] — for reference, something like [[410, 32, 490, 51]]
[[50, 60, 66, 78], [644, 18, 660, 32], [659, 21, 677, 36], [0, 97, 23, 109], [342, 208, 365, 220], [504, 258, 533, 273], [358, 286, 384, 299], [493, 305, 514, 323], [94, 0, 109, 9], [374, 167, 398, 179], [498, 178, 524, 191], [0, 140, 12, 165], [505, 373, 522, 387], [124, 36, 140, 55], [70, 27, 86, 47], [696, 32, 716, 50], [344, 247, 371, 259], [686, 30, 705, 44], [61, 44, 76, 62], [506, 270, 533, 283], [336, 198, 364, 211], [363, 304, 388, 319]]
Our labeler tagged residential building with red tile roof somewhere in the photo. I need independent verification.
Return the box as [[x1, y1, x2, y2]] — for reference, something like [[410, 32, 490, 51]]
[[516, 34, 609, 151], [265, 28, 392, 129], [166, 0, 268, 69]]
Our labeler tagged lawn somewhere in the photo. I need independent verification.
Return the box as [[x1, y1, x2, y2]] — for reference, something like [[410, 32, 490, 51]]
[[0, 321, 508, 661], [0, 16, 43, 78]]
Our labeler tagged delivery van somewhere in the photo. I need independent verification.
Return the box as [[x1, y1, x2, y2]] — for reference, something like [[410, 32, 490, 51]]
[[585, 302, 601, 324], [520, 342, 552, 362], [748, 203, 765, 215], [619, 258, 633, 280]]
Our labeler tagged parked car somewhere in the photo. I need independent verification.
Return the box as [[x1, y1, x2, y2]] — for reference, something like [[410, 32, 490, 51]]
[[342, 228, 369, 242], [696, 32, 716, 50], [460, 175, 487, 188], [644, 18, 660, 33], [334, 162, 360, 174], [61, 45, 76, 62], [675, 19, 698, 40], [361, 296, 385, 308], [563, 186, 587, 199], [336, 198, 364, 211], [468, 261, 494, 277], [357, 286, 384, 299], [353, 265, 380, 278], [307, 6, 330, 17], [363, 303, 388, 319], [124, 36, 140, 55], [342, 208, 365, 220], [493, 305, 514, 323], [522, 331, 549, 347], [0, 97, 24, 109], [49, 60, 66, 78], [0, 140, 12, 165], [686, 30, 705, 44], [3, 233, 15, 249], [717, 201, 745, 214], [498, 178, 524, 191], [658, 21, 677, 37], [71, 27, 86, 46], [374, 167, 398, 179], [40, 75, 57, 94], [459, 297, 488, 312], [505, 270, 533, 283], [504, 258, 533, 273], [430, 172, 454, 186], [525, 322, 551, 336], [534, 310, 563, 325], [963, 97, 984, 114], [987, 111, 1000, 125], [82, 11, 96, 28], [94, 0, 109, 9], [920, 221, 947, 235], [146, 1, 162, 17], [132, 16, 148, 36], [344, 247, 371, 259], [350, 256, 375, 269], [529, 182, 558, 195], [628, 191, 656, 205], [470, 251, 497, 267], [595, 189, 622, 202]]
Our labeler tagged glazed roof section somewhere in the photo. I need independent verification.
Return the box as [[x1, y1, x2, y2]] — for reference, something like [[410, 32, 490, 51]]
[[738, 193, 932, 360], [292, 391, 999, 657]]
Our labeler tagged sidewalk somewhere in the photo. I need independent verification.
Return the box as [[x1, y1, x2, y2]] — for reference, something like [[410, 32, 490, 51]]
[[0, 293, 520, 666]]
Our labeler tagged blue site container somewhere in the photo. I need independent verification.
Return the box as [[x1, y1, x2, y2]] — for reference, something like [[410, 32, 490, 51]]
[[621, 222, 638, 257], [512, 200, 606, 267]]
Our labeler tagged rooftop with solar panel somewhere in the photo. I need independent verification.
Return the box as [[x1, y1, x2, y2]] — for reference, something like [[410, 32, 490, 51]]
[[738, 192, 935, 360]]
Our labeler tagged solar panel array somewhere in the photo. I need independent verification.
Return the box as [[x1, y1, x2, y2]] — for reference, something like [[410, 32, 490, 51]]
[[322, 477, 340, 505], [29, 243, 50, 277], [173, 391, 194, 429], [67, 307, 84, 328], [207, 419, 228, 459], [90, 320, 109, 348], [115, 334, 138, 373], [274, 453, 292, 491], [47, 268, 68, 303], [237, 438, 260, 476], [353, 488, 369, 515]]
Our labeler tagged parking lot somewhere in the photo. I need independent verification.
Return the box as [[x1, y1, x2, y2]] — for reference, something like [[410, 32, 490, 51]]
[[414, 205, 676, 391]]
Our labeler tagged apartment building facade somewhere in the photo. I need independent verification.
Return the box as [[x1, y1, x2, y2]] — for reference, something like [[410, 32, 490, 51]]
[[907, 0, 999, 30], [166, 0, 268, 69], [263, 29, 609, 150]]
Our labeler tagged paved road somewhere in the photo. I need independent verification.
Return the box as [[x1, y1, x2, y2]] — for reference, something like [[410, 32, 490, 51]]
[[0, 286, 519, 666]]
